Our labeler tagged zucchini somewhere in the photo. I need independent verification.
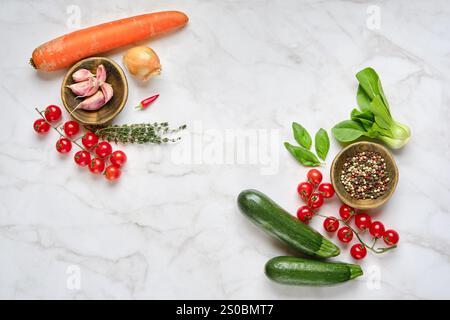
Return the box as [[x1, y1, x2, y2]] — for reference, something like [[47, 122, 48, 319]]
[[265, 256, 363, 286], [237, 189, 340, 258]]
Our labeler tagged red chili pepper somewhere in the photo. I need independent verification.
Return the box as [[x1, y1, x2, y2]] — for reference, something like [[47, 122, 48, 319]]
[[135, 94, 159, 110]]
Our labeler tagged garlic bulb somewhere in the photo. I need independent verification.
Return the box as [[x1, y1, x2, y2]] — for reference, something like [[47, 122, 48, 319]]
[[123, 46, 161, 81]]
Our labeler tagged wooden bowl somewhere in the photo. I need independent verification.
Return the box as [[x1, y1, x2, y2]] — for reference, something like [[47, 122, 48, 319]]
[[330, 142, 399, 210], [61, 57, 128, 126]]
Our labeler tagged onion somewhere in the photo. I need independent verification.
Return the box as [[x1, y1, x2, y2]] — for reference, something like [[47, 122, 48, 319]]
[[123, 46, 161, 81]]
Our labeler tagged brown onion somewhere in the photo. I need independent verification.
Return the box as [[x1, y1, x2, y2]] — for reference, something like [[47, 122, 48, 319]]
[[123, 46, 161, 81]]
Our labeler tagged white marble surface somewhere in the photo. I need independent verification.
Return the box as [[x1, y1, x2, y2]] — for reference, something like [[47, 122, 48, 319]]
[[1, 0, 449, 299]]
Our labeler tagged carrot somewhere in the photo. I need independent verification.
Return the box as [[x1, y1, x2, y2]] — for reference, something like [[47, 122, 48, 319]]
[[31, 11, 189, 72]]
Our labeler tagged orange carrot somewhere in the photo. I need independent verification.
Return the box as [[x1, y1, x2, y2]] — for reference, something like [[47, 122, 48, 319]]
[[31, 11, 189, 72]]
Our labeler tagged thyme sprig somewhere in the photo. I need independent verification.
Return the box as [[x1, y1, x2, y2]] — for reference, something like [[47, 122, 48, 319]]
[[95, 123, 187, 144]]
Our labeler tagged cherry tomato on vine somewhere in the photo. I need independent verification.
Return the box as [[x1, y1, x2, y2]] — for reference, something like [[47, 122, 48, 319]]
[[33, 119, 50, 134], [337, 226, 353, 243], [105, 165, 121, 181], [369, 221, 385, 238], [95, 141, 112, 158], [354, 213, 372, 230], [307, 169, 322, 186], [383, 229, 399, 246], [297, 181, 313, 201], [56, 138, 72, 153], [82, 132, 99, 149], [64, 121, 80, 137], [89, 158, 105, 174], [44, 105, 62, 122], [110, 150, 127, 168], [323, 217, 339, 232], [297, 206, 314, 223], [308, 192, 324, 209], [74, 151, 91, 167], [350, 244, 367, 260], [339, 204, 355, 222], [318, 183, 334, 198]]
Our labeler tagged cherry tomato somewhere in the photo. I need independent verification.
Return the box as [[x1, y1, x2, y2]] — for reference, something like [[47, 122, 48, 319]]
[[33, 119, 50, 134], [339, 204, 355, 222], [323, 217, 339, 232], [95, 141, 112, 158], [56, 138, 72, 153], [354, 213, 372, 230], [110, 150, 127, 168], [308, 192, 324, 209], [350, 244, 367, 260], [63, 121, 80, 137], [297, 206, 314, 223], [297, 182, 313, 201], [82, 132, 99, 149], [369, 221, 385, 238], [74, 150, 91, 167], [337, 226, 353, 243], [105, 165, 122, 181], [307, 169, 322, 186], [318, 183, 334, 198], [89, 158, 105, 174], [383, 229, 400, 246], [44, 105, 62, 122]]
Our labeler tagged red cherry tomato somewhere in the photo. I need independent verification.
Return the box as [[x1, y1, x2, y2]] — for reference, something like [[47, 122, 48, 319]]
[[74, 151, 91, 167], [56, 138, 72, 153], [95, 141, 113, 158], [369, 221, 385, 238], [33, 119, 50, 134], [307, 169, 322, 186], [350, 244, 367, 260], [337, 226, 353, 243], [354, 213, 372, 230], [308, 192, 324, 209], [296, 206, 314, 223], [318, 183, 334, 198], [82, 132, 99, 149], [64, 121, 80, 137], [323, 217, 339, 232], [383, 229, 400, 246], [110, 150, 127, 168], [297, 182, 313, 201], [89, 158, 105, 174], [339, 204, 355, 222], [105, 165, 122, 181], [44, 105, 62, 122]]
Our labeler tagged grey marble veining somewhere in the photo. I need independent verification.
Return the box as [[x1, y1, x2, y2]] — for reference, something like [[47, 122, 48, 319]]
[[0, 0, 449, 299]]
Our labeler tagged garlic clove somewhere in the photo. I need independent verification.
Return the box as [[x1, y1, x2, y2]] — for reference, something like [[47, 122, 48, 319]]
[[66, 77, 99, 98], [72, 68, 94, 82], [75, 90, 105, 111], [100, 82, 114, 104], [96, 64, 107, 84]]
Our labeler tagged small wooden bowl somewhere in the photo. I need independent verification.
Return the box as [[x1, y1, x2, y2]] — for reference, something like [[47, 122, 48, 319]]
[[330, 142, 399, 210], [61, 57, 128, 126]]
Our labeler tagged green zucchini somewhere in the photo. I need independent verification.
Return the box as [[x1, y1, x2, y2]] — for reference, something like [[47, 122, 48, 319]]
[[265, 256, 363, 286], [237, 189, 340, 258]]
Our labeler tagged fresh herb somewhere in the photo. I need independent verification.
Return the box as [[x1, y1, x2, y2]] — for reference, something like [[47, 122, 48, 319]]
[[314, 128, 330, 160], [332, 67, 411, 149], [95, 123, 187, 144], [284, 142, 321, 167], [292, 122, 312, 149]]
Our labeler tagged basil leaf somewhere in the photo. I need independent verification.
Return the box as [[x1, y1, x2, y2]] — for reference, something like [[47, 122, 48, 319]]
[[292, 122, 312, 149], [314, 128, 330, 161], [331, 120, 367, 142], [284, 142, 321, 167]]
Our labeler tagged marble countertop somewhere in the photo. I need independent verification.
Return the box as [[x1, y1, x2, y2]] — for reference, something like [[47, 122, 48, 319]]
[[1, 0, 449, 299]]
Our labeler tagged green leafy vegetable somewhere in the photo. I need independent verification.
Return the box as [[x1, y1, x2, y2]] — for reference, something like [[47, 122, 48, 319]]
[[332, 67, 411, 149], [284, 142, 321, 167], [292, 122, 312, 149], [314, 128, 330, 160]]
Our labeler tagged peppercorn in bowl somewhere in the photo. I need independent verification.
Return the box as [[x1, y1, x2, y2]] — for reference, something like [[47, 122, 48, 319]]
[[331, 142, 398, 210]]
